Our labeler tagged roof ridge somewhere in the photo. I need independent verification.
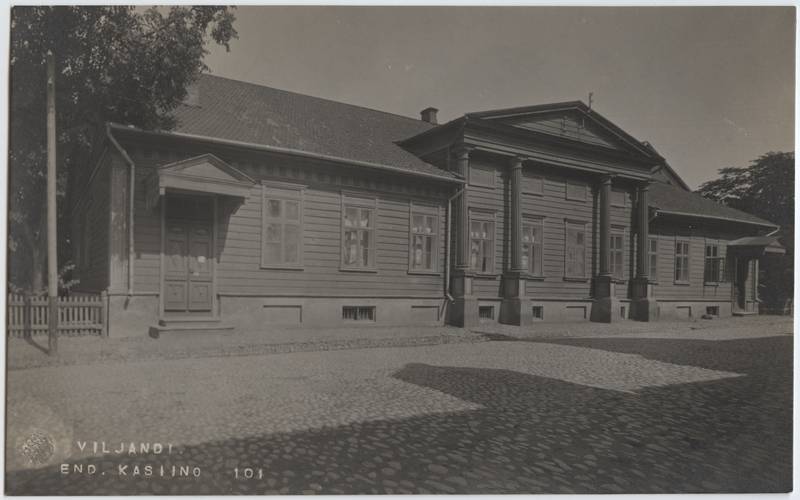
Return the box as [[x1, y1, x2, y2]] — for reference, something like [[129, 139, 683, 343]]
[[199, 73, 434, 128]]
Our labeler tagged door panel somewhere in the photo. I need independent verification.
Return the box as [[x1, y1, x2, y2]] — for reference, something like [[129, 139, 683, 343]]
[[188, 225, 213, 311], [163, 219, 213, 313]]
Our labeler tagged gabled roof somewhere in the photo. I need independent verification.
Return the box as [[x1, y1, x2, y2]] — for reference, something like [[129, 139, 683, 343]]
[[168, 74, 453, 180], [466, 101, 662, 161], [649, 181, 778, 229]]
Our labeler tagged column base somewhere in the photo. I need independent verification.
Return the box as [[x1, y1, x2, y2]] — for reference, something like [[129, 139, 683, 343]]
[[500, 297, 533, 326], [630, 277, 659, 321], [590, 275, 619, 323], [632, 298, 659, 322], [590, 296, 621, 323], [448, 297, 479, 327]]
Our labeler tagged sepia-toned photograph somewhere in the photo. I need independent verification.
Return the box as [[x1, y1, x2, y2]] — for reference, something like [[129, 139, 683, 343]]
[[4, 5, 795, 495]]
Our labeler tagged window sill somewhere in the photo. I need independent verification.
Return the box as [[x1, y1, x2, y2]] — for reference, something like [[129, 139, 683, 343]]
[[407, 270, 442, 276], [674, 281, 691, 286], [523, 274, 546, 281], [472, 273, 500, 279], [260, 265, 304, 271], [704, 281, 723, 287], [468, 183, 496, 190], [563, 277, 589, 282], [340, 267, 378, 273]]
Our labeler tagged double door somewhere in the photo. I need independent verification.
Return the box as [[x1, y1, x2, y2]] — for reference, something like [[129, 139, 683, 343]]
[[164, 220, 213, 312]]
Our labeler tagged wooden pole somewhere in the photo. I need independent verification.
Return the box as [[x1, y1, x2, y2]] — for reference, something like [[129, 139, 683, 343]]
[[46, 51, 58, 354]]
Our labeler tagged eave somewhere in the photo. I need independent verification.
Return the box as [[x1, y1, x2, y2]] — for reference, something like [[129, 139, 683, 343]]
[[107, 123, 463, 185]]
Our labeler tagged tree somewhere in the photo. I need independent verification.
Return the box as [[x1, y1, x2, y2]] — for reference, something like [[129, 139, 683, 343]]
[[9, 6, 237, 292], [696, 151, 794, 313]]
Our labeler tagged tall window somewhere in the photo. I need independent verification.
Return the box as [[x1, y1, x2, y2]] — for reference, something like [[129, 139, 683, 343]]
[[522, 219, 544, 276], [675, 240, 690, 282], [704, 244, 725, 283], [648, 237, 658, 280], [609, 231, 624, 279], [262, 184, 303, 268], [565, 222, 587, 278], [410, 209, 438, 272], [469, 216, 495, 273], [342, 203, 375, 269]]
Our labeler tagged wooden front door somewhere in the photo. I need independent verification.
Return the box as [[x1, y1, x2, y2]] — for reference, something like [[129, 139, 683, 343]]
[[733, 257, 749, 311], [164, 221, 213, 312]]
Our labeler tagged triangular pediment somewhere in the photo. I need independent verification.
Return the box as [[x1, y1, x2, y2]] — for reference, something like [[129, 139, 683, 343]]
[[158, 153, 255, 184], [469, 102, 659, 160], [146, 154, 256, 210]]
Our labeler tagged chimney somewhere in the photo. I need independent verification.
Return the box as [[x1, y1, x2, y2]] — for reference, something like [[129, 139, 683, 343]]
[[420, 107, 438, 125]]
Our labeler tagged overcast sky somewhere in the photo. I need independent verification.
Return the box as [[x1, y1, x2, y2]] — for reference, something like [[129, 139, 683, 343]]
[[204, 6, 794, 189]]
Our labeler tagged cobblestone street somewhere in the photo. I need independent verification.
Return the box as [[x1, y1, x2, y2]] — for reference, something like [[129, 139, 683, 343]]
[[5, 318, 792, 494]]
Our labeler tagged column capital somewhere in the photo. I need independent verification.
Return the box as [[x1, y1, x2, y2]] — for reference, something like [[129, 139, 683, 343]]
[[599, 173, 615, 186], [509, 156, 526, 169], [451, 145, 473, 161], [637, 179, 653, 192]]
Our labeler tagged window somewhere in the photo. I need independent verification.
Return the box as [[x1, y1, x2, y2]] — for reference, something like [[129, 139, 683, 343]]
[[675, 240, 690, 282], [706, 306, 720, 317], [566, 181, 587, 201], [648, 237, 658, 280], [532, 306, 544, 320], [342, 306, 375, 321], [611, 190, 627, 207], [609, 231, 625, 280], [704, 244, 726, 283], [469, 165, 495, 188], [262, 184, 303, 268], [469, 215, 495, 273], [521, 219, 544, 276], [342, 200, 375, 269], [523, 174, 544, 195], [565, 222, 587, 278], [409, 208, 438, 272], [478, 306, 495, 320]]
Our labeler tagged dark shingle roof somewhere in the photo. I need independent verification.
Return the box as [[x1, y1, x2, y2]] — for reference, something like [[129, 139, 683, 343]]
[[170, 74, 452, 179], [649, 181, 777, 228]]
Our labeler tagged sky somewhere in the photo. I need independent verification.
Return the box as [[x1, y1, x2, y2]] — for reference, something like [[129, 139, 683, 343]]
[[204, 6, 794, 189]]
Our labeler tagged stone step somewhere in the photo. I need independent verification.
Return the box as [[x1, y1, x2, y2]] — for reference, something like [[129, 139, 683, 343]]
[[732, 311, 759, 317], [149, 318, 234, 338]]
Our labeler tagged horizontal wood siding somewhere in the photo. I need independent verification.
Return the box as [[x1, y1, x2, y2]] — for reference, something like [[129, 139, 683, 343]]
[[122, 140, 452, 298], [650, 221, 738, 301], [217, 185, 446, 296], [467, 157, 506, 297]]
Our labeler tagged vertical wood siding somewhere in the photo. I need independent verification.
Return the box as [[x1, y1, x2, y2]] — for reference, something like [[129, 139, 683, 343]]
[[72, 152, 111, 292]]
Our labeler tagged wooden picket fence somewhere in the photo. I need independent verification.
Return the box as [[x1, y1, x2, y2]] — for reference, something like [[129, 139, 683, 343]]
[[6, 292, 107, 338]]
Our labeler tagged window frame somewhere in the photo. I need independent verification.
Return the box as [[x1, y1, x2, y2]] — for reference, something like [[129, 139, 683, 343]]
[[340, 193, 378, 272], [674, 238, 691, 284], [261, 182, 305, 270], [565, 180, 587, 202], [609, 228, 625, 281], [648, 236, 658, 282], [468, 211, 497, 274], [408, 202, 440, 274], [564, 220, 588, 280], [611, 189, 627, 207], [522, 173, 545, 196], [704, 242, 726, 284], [521, 217, 545, 277], [468, 164, 496, 189]]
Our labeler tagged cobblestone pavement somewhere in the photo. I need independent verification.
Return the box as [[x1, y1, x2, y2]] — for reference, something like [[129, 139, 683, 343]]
[[5, 322, 792, 494]]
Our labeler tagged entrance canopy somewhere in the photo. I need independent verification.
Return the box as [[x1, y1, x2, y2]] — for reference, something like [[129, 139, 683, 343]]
[[145, 153, 255, 210], [727, 236, 786, 257]]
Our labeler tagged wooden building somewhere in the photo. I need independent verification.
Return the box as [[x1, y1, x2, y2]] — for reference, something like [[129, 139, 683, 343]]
[[71, 75, 783, 336]]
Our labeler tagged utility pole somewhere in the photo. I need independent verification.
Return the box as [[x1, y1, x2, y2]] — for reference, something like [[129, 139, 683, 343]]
[[46, 50, 58, 355]]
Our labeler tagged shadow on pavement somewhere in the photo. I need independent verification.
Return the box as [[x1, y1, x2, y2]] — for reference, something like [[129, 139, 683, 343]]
[[5, 337, 791, 495]]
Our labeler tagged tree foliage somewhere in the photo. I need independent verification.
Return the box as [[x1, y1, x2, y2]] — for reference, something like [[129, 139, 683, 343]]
[[9, 6, 237, 291], [696, 151, 794, 312]]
